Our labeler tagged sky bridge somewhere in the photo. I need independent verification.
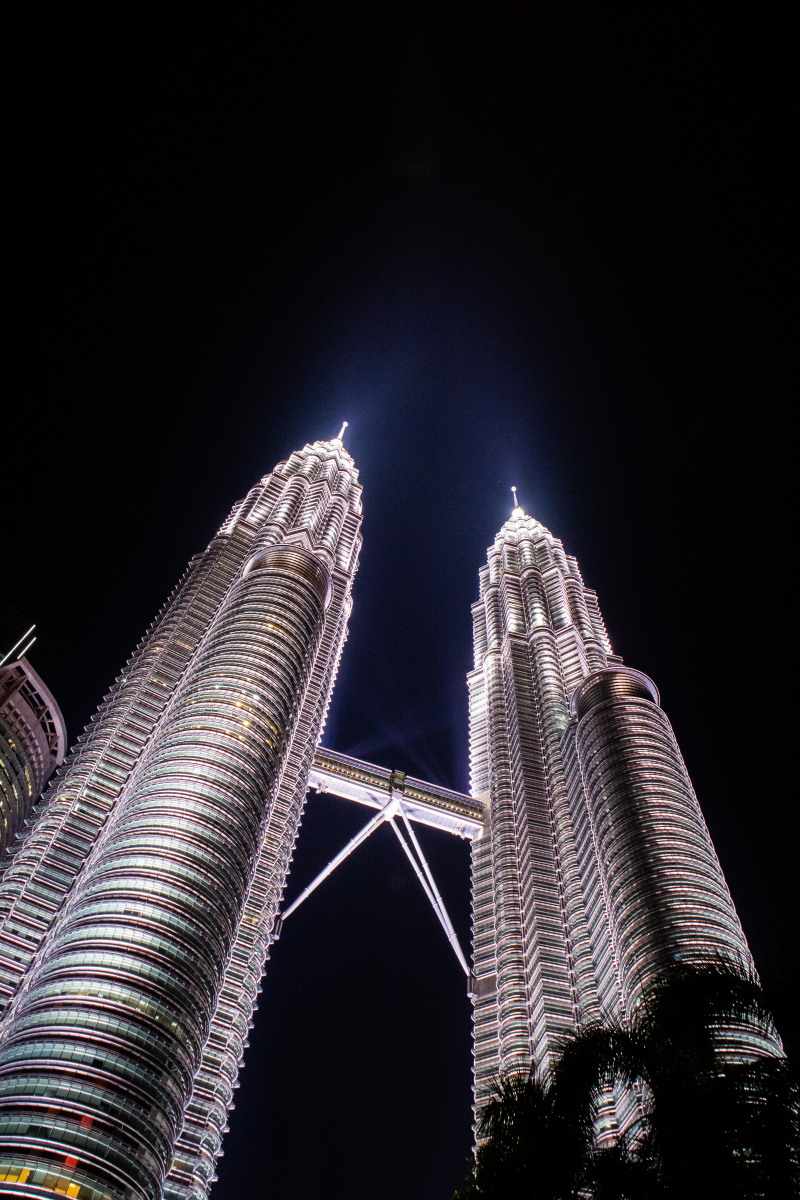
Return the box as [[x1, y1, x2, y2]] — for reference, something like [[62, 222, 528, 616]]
[[309, 746, 485, 838], [272, 747, 485, 984]]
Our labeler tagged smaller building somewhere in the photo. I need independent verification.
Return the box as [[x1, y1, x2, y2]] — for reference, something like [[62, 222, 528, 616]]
[[0, 658, 66, 856]]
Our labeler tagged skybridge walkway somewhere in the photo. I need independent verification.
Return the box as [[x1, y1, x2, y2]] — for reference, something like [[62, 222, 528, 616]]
[[273, 747, 485, 984]]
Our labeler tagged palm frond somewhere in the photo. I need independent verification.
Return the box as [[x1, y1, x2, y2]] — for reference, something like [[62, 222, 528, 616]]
[[584, 1129, 662, 1200], [633, 956, 780, 1063], [555, 1024, 644, 1096], [477, 1063, 549, 1143]]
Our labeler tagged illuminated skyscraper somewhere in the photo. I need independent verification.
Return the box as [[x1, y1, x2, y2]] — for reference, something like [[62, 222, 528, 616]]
[[467, 501, 780, 1133], [0, 431, 363, 1200], [0, 451, 782, 1199]]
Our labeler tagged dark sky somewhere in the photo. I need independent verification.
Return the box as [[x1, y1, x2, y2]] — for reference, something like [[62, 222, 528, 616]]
[[6, 4, 792, 1198]]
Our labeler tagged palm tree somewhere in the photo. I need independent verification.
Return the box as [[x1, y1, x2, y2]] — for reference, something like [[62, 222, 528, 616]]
[[557, 961, 798, 1197], [454, 961, 798, 1199], [453, 1042, 603, 1198], [452, 1062, 660, 1200], [566, 960, 798, 1197]]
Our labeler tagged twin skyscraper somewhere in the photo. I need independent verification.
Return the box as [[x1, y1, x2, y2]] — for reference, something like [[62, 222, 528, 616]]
[[0, 434, 773, 1199]]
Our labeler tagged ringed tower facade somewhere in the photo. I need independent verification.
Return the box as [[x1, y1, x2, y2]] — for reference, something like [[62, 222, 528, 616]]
[[0, 431, 362, 1200], [467, 501, 776, 1132]]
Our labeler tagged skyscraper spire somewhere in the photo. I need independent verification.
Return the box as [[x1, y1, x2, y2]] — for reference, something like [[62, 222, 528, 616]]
[[336, 420, 348, 443], [511, 485, 521, 513]]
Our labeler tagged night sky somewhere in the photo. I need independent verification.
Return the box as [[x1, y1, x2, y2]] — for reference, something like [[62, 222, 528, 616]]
[[6, 5, 793, 1198]]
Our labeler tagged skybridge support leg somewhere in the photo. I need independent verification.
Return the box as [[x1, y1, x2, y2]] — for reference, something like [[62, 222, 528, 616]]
[[279, 805, 389, 924], [399, 805, 465, 953], [388, 816, 470, 976], [274, 796, 472, 984]]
